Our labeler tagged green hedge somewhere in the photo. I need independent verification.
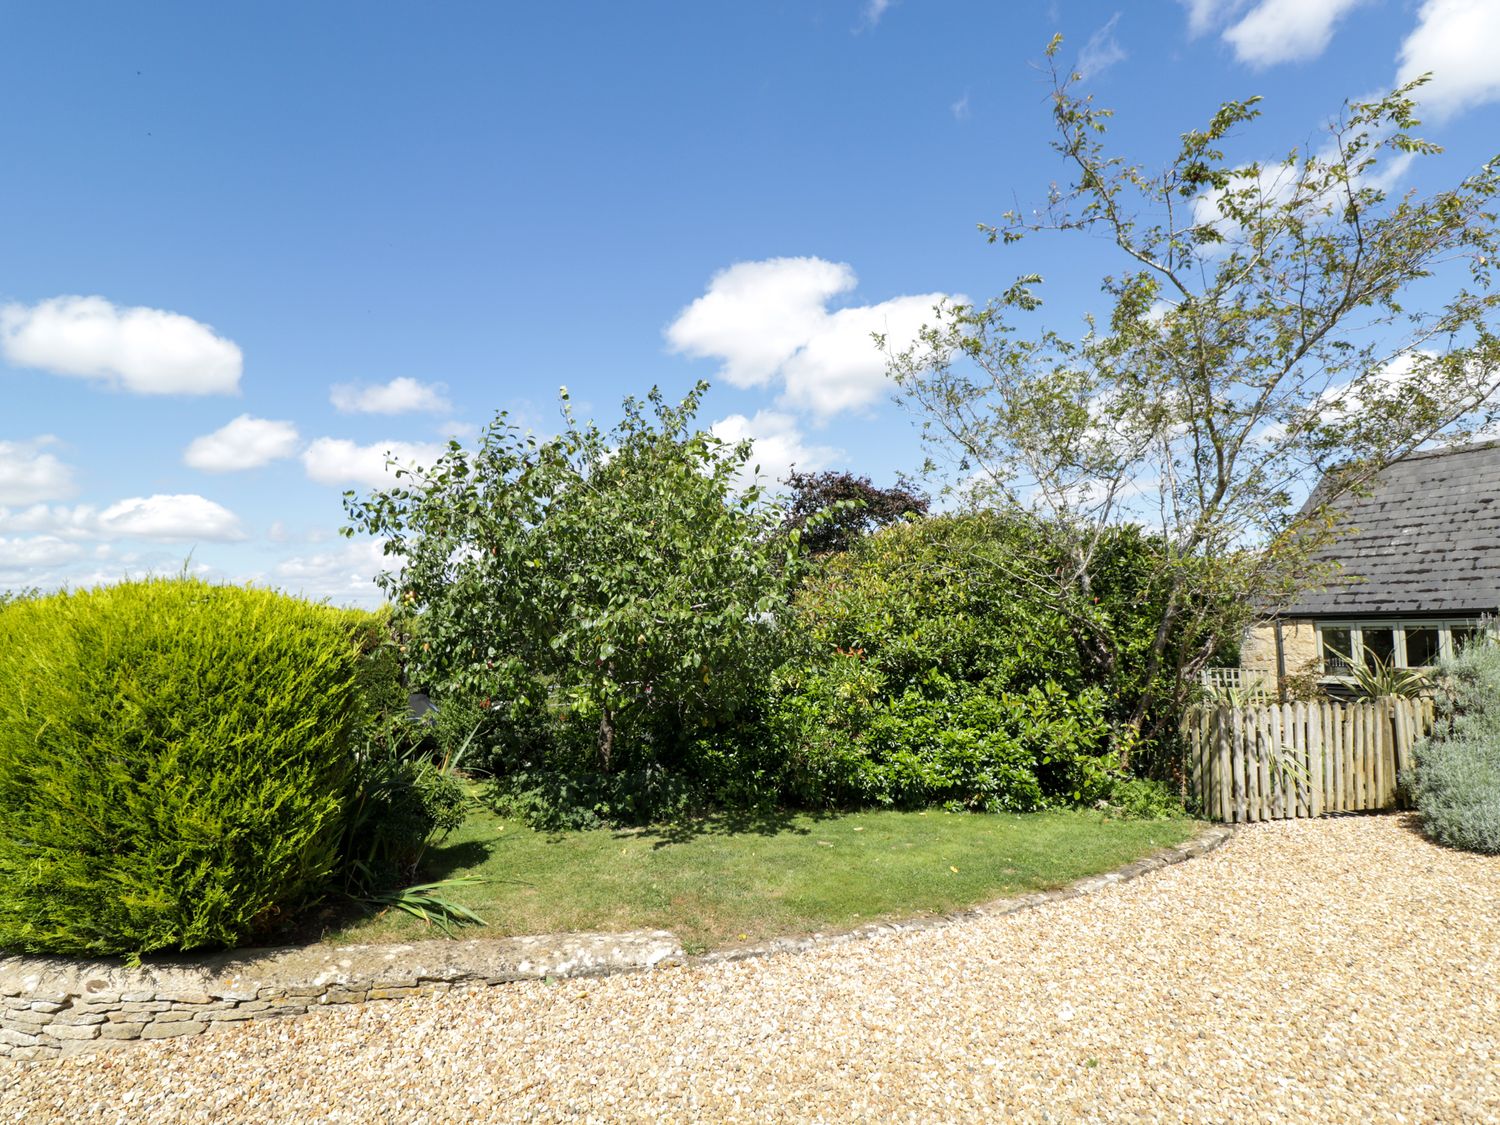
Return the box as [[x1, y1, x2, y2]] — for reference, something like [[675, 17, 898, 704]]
[[0, 579, 371, 958], [775, 516, 1116, 812], [1408, 642, 1500, 854]]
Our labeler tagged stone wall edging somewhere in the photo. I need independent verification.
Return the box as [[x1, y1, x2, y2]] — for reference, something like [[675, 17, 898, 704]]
[[0, 822, 1234, 1063], [0, 931, 681, 1062]]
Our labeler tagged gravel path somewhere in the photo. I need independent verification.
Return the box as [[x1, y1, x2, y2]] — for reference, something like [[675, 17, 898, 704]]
[[4, 814, 1498, 1124]]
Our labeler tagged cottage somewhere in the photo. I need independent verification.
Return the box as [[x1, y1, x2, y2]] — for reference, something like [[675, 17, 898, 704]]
[[1242, 440, 1499, 692]]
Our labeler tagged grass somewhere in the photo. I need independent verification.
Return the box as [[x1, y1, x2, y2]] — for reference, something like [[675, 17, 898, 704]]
[[327, 802, 1200, 954]]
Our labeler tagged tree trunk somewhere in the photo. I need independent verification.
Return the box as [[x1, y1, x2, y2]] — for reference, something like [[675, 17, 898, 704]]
[[598, 708, 616, 773]]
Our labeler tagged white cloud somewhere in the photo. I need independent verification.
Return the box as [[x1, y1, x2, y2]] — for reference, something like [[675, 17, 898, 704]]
[[1077, 13, 1127, 78], [96, 495, 245, 542], [330, 377, 453, 415], [272, 539, 391, 604], [1223, 0, 1371, 67], [0, 495, 245, 542], [183, 414, 301, 472], [710, 411, 841, 488], [783, 295, 945, 416], [0, 437, 75, 504], [1397, 0, 1500, 121], [302, 438, 448, 487], [863, 0, 895, 27], [1178, 0, 1378, 66], [0, 535, 84, 568], [667, 257, 953, 417], [668, 258, 856, 390], [0, 295, 242, 395], [1179, 0, 1250, 36], [0, 504, 100, 538], [436, 420, 479, 441], [950, 93, 971, 121]]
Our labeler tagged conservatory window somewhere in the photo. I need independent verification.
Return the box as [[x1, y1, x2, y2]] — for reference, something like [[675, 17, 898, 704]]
[[1451, 624, 1483, 654], [1405, 626, 1442, 667], [1316, 619, 1485, 676], [1320, 627, 1354, 676], [1361, 627, 1396, 670]]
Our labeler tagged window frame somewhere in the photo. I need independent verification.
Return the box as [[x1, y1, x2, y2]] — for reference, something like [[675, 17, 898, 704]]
[[1315, 618, 1486, 678]]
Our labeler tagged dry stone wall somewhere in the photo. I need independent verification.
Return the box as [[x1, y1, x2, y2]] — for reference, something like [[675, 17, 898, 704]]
[[0, 931, 682, 1061]]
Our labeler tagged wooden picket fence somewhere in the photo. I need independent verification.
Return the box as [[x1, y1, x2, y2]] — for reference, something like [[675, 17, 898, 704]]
[[1184, 697, 1437, 822]]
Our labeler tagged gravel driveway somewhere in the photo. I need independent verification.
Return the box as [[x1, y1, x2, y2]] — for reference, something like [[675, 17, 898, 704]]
[[4, 814, 1497, 1124]]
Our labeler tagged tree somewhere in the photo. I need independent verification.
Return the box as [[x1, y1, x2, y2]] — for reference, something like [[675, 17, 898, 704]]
[[0, 589, 38, 612], [779, 470, 929, 554], [888, 41, 1500, 767], [341, 382, 807, 787]]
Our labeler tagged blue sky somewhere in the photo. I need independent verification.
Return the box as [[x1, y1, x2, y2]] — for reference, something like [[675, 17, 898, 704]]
[[3, 0, 1498, 604]]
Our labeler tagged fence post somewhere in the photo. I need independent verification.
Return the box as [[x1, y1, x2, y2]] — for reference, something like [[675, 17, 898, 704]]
[[1308, 700, 1324, 817], [1281, 701, 1297, 818], [1217, 704, 1233, 822], [1228, 704, 1244, 822], [1186, 707, 1202, 813]]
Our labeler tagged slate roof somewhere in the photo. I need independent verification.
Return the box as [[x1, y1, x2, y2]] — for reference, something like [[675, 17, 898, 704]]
[[1280, 440, 1500, 618]]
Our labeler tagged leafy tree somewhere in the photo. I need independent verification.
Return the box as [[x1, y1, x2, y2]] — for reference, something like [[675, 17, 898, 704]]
[[0, 588, 38, 612], [342, 382, 808, 816], [888, 43, 1500, 765], [779, 470, 929, 554]]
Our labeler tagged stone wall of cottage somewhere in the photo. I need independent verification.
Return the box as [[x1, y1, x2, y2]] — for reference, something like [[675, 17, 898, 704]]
[[1240, 620, 1319, 683]]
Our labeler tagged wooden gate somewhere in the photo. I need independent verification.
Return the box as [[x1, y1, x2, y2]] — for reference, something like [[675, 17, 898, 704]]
[[1184, 697, 1437, 822]]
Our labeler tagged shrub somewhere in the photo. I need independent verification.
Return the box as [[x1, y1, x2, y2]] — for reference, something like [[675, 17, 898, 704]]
[[775, 515, 1119, 811], [780, 676, 1110, 812], [344, 751, 469, 887], [344, 383, 808, 825], [777, 470, 928, 554], [1407, 642, 1500, 854], [0, 578, 371, 958], [342, 635, 470, 889], [1100, 776, 1186, 820]]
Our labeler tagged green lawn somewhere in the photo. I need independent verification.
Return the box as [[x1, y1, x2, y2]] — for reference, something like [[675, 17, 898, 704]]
[[329, 802, 1199, 953]]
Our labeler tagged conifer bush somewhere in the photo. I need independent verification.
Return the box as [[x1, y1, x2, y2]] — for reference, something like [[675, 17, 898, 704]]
[[0, 578, 370, 958]]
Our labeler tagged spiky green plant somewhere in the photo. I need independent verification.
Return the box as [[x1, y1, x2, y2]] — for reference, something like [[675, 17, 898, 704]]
[[1338, 654, 1432, 700]]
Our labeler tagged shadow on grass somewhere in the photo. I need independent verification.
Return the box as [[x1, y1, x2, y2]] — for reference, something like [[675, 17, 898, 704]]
[[258, 836, 504, 948], [419, 837, 497, 881], [625, 806, 843, 849]]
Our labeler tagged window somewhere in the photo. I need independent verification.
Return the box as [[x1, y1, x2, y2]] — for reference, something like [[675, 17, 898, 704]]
[[1321, 627, 1354, 676], [1315, 619, 1488, 677], [1362, 627, 1396, 670], [1451, 624, 1482, 655], [1405, 626, 1442, 667]]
